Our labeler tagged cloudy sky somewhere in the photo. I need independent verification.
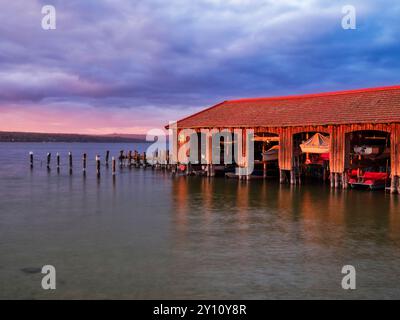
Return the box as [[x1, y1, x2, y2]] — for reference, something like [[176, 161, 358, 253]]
[[0, 0, 399, 134]]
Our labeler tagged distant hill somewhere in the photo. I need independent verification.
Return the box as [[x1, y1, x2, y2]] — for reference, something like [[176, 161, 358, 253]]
[[0, 131, 149, 143]]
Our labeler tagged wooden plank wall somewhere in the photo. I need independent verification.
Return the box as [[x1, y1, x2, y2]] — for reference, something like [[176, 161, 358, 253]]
[[391, 123, 400, 176]]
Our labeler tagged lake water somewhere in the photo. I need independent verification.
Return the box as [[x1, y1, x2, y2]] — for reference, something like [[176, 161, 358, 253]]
[[0, 142, 400, 299]]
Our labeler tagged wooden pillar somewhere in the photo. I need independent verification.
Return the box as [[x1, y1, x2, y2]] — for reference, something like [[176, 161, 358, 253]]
[[279, 169, 286, 184], [119, 150, 124, 167], [207, 131, 213, 177], [143, 152, 147, 168], [278, 128, 293, 184], [290, 170, 295, 185], [397, 176, 400, 194], [56, 153, 60, 169], [82, 153, 87, 173], [334, 172, 341, 188], [96, 155, 101, 178], [342, 171, 348, 189], [112, 157, 116, 176], [29, 152, 34, 168], [166, 150, 170, 169], [391, 175, 398, 194], [46, 152, 51, 170], [391, 124, 400, 193], [68, 152, 73, 174], [105, 150, 110, 167], [263, 162, 267, 178], [128, 150, 132, 167]]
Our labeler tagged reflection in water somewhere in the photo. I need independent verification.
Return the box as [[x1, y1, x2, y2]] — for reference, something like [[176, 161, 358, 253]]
[[1, 142, 400, 299], [170, 177, 400, 299]]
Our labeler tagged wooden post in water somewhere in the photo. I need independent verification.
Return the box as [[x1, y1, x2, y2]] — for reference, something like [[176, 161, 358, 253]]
[[143, 152, 147, 168], [330, 172, 334, 188], [279, 169, 285, 184], [69, 152, 73, 174], [112, 156, 116, 176], [391, 175, 398, 194], [128, 150, 132, 167], [133, 150, 139, 167], [105, 150, 110, 167], [46, 153, 51, 170], [397, 176, 400, 194], [290, 170, 295, 185], [82, 153, 87, 174], [96, 155, 101, 178], [119, 150, 124, 168], [56, 153, 60, 168], [56, 152, 60, 173], [263, 162, 267, 179], [186, 161, 190, 175], [166, 150, 170, 170], [334, 172, 340, 188], [342, 171, 348, 189], [29, 152, 34, 168]]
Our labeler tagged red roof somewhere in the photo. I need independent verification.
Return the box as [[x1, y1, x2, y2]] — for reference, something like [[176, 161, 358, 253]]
[[174, 85, 400, 128]]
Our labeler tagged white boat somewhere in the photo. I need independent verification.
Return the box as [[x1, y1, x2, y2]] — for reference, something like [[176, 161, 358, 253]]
[[300, 133, 330, 154], [262, 145, 279, 161], [354, 145, 381, 156]]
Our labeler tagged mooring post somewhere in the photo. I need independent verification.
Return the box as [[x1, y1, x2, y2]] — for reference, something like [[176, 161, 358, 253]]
[[143, 152, 147, 168], [69, 152, 73, 174], [96, 155, 100, 177], [133, 150, 138, 167], [82, 153, 87, 174], [105, 150, 110, 167], [112, 156, 116, 176], [128, 151, 132, 167], [56, 153, 60, 173], [166, 150, 170, 170], [56, 152, 60, 168], [46, 153, 51, 170], [29, 152, 34, 168], [119, 150, 124, 168], [151, 151, 156, 170]]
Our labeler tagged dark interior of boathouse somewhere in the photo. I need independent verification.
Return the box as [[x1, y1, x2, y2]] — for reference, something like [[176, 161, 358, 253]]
[[169, 85, 400, 193]]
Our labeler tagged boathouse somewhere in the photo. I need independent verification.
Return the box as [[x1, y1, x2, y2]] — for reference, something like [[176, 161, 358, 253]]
[[171, 85, 400, 193]]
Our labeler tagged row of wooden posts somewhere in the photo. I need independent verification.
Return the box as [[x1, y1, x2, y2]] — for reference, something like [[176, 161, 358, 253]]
[[29, 150, 176, 177]]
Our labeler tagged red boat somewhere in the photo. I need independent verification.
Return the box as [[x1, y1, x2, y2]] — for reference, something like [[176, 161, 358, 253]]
[[348, 170, 388, 190]]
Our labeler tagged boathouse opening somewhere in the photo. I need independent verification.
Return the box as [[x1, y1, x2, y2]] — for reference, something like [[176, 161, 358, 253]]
[[292, 132, 330, 184], [345, 130, 391, 190], [254, 133, 279, 178]]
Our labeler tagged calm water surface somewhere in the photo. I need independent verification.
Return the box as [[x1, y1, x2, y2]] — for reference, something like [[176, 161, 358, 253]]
[[0, 142, 400, 299]]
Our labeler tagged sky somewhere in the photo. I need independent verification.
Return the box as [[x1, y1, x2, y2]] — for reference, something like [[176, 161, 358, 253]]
[[0, 0, 399, 134]]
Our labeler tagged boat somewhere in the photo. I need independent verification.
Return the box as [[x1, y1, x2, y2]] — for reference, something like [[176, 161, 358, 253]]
[[262, 145, 279, 161], [300, 133, 330, 154], [348, 171, 388, 190], [354, 145, 381, 156]]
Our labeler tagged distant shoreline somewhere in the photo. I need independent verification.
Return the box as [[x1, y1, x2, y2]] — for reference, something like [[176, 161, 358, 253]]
[[0, 131, 150, 143]]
